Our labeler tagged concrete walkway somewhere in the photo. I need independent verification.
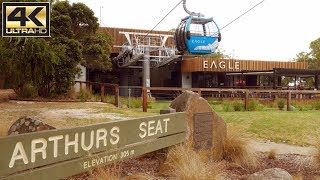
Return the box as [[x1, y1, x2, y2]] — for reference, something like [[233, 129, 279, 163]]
[[250, 140, 317, 156]]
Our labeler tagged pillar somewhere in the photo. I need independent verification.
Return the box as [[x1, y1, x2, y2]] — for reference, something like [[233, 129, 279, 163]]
[[143, 47, 151, 96]]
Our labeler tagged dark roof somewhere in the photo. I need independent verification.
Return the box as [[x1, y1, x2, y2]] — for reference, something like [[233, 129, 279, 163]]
[[274, 68, 320, 76]]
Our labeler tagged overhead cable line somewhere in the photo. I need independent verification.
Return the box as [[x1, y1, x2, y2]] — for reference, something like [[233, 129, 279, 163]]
[[220, 0, 265, 30], [142, 0, 183, 40]]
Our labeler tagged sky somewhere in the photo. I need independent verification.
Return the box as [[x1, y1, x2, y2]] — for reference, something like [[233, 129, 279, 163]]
[[70, 0, 320, 61]]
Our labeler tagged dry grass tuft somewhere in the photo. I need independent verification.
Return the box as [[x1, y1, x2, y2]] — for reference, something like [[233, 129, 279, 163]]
[[213, 129, 258, 168], [125, 172, 157, 180], [91, 165, 121, 180], [160, 145, 222, 180], [293, 174, 304, 180], [66, 88, 76, 99], [0, 89, 15, 102], [268, 149, 277, 159]]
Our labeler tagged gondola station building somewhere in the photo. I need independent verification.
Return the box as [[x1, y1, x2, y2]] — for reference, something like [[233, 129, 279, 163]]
[[83, 27, 320, 96]]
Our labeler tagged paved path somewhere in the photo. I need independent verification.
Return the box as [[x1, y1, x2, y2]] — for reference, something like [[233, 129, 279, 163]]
[[250, 140, 317, 156]]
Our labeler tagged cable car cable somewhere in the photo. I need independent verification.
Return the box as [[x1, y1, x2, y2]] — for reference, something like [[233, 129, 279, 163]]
[[141, 0, 183, 41], [220, 0, 265, 30], [120, 0, 183, 62]]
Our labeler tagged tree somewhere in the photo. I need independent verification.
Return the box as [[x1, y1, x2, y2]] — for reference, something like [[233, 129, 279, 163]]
[[81, 32, 113, 71], [205, 51, 225, 59], [51, 1, 113, 71], [295, 38, 320, 69], [0, 37, 65, 96], [205, 49, 232, 59], [0, 1, 112, 97]]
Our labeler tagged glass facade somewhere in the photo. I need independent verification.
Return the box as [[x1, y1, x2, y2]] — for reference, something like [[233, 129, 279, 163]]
[[191, 72, 275, 88]]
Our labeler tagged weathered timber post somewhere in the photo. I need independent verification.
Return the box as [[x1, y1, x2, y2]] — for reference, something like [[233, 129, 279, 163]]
[[244, 90, 249, 111], [197, 89, 202, 97], [287, 91, 292, 111], [274, 93, 278, 101], [142, 87, 147, 112], [89, 82, 93, 94], [100, 83, 105, 102], [297, 92, 301, 102], [114, 85, 120, 107], [79, 81, 83, 91]]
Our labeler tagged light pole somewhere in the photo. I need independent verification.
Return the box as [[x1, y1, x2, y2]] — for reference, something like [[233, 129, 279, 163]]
[[99, 6, 103, 26]]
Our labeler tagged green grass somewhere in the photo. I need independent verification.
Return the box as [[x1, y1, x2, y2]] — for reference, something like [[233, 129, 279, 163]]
[[218, 110, 320, 145], [126, 100, 320, 146], [148, 101, 171, 113], [93, 98, 320, 146], [101, 104, 157, 117], [112, 100, 320, 146]]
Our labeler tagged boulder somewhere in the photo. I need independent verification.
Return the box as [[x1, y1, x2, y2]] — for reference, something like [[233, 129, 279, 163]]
[[246, 168, 293, 180], [7, 116, 56, 135], [170, 91, 226, 153]]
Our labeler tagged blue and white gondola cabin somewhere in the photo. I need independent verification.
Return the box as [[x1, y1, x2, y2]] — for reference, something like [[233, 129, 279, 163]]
[[174, 16, 221, 55]]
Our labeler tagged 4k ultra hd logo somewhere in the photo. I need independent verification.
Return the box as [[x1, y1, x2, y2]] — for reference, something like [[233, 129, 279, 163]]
[[2, 2, 50, 37]]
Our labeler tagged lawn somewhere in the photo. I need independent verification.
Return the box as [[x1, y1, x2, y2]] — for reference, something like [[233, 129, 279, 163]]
[[147, 101, 320, 146], [218, 110, 320, 145]]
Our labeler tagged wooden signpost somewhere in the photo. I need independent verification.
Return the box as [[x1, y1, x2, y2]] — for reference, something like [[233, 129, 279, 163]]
[[0, 113, 186, 180]]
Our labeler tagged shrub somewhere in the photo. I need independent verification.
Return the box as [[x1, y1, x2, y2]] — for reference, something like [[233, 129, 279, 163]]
[[297, 105, 304, 111], [313, 102, 320, 110], [212, 129, 258, 168], [255, 102, 265, 111], [222, 101, 234, 112], [101, 95, 119, 104], [207, 98, 223, 106], [76, 89, 91, 101], [103, 95, 116, 104], [294, 103, 309, 111], [15, 83, 37, 98], [277, 99, 285, 110], [233, 101, 244, 111], [161, 145, 222, 179], [248, 99, 259, 111], [268, 149, 277, 159], [292, 101, 314, 111], [93, 94, 102, 101], [66, 88, 76, 99], [128, 97, 142, 108], [260, 100, 276, 108]]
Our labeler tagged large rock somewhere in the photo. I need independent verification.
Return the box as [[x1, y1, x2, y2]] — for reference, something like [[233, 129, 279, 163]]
[[170, 91, 226, 153], [246, 168, 293, 180], [8, 116, 56, 135]]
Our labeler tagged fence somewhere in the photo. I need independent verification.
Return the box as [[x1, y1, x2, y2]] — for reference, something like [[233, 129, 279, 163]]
[[73, 82, 320, 111], [142, 87, 320, 112], [0, 113, 186, 180], [74, 81, 120, 107]]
